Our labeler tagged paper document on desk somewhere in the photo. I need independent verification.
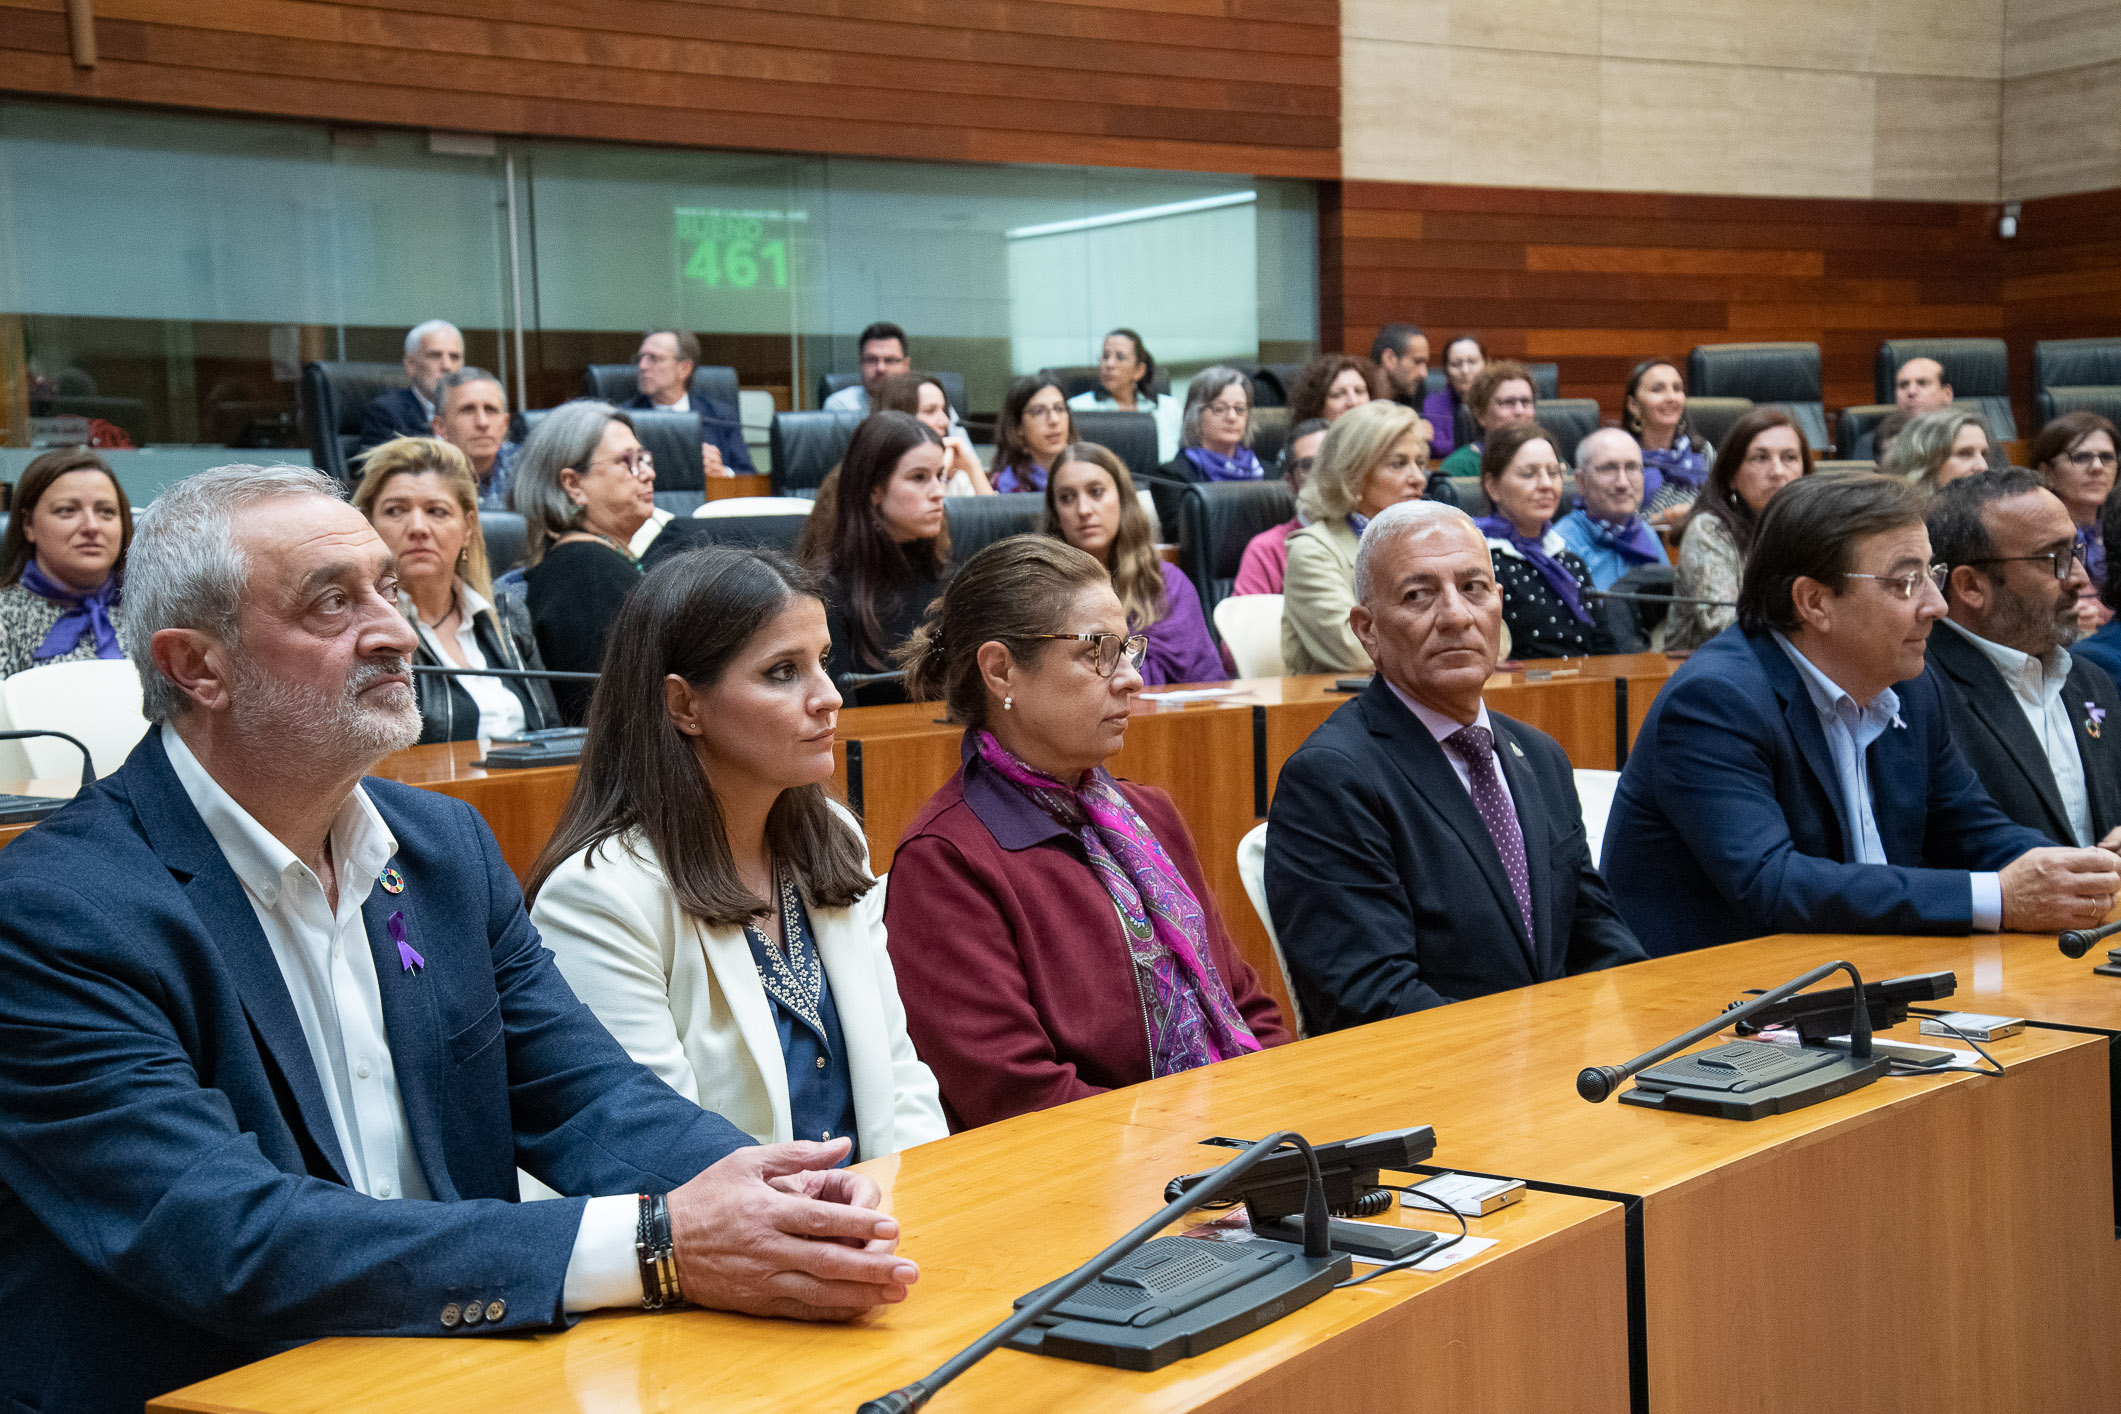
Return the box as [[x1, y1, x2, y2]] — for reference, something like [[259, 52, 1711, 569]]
[[1139, 687, 1250, 705]]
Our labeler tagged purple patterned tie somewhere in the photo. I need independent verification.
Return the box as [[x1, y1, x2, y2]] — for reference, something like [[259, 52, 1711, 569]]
[[1444, 725, 1534, 940]]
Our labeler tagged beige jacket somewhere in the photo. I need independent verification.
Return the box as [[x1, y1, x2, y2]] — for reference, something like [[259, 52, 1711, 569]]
[[1281, 515, 1369, 675]]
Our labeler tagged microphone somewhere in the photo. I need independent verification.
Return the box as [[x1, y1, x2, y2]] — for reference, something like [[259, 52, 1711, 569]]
[[1578, 959, 1873, 1102], [2059, 917, 2121, 958], [409, 664, 599, 683], [836, 670, 904, 692], [0, 728, 96, 789], [1583, 587, 1738, 609], [853, 1130, 1330, 1414]]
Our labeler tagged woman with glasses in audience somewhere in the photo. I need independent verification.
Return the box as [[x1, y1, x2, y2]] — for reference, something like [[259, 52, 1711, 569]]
[[2031, 411, 2119, 628], [1067, 328, 1184, 463], [1621, 358, 1713, 524], [1287, 354, 1385, 427], [1479, 423, 1614, 660], [1043, 442, 1223, 686], [0, 448, 131, 681], [1161, 367, 1264, 484], [513, 400, 654, 724], [1234, 417, 1329, 596], [1435, 360, 1537, 480], [992, 373, 1075, 494], [884, 535, 1288, 1129], [1281, 399, 1431, 674], [1881, 407, 1995, 496], [875, 371, 991, 496], [354, 436, 558, 743], [1423, 334, 1486, 462], [1667, 407, 1813, 651], [815, 411, 951, 699]]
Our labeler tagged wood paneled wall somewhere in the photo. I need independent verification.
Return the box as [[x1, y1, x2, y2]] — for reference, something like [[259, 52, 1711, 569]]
[[2004, 186, 2121, 409], [0, 0, 1339, 179]]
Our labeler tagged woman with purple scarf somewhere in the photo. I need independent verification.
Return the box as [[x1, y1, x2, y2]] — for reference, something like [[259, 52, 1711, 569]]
[[0, 449, 132, 680], [1477, 422, 1614, 660], [884, 536, 1289, 1130], [1622, 357, 1714, 525], [990, 373, 1075, 495], [1158, 366, 1265, 485]]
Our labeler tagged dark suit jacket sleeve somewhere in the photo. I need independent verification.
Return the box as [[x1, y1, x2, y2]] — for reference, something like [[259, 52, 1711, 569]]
[[356, 389, 419, 454], [1529, 735, 1645, 974], [701, 404, 757, 476], [1267, 740, 1458, 1024]]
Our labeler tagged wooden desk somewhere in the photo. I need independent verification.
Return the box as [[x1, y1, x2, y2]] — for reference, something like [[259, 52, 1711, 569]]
[[367, 741, 582, 883]]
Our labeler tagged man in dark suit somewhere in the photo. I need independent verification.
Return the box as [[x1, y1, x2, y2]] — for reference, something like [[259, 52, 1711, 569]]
[[628, 327, 756, 477], [1605, 471, 2120, 957], [1925, 469, 2121, 847], [1266, 500, 1643, 1032], [357, 318, 464, 452], [0, 465, 915, 1414]]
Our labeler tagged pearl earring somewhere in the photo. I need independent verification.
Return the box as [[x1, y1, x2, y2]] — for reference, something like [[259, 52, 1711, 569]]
[[1004, 694, 1014, 712]]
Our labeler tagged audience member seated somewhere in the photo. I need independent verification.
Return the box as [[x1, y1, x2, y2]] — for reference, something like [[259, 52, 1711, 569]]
[[2075, 494, 2121, 683], [352, 436, 558, 744], [1234, 417, 1329, 596], [2030, 410, 2120, 627], [1044, 442, 1222, 686], [991, 372, 1075, 494], [1423, 334, 1485, 462], [430, 366, 518, 510], [1369, 322, 1431, 412], [0, 464, 916, 1414], [628, 328, 755, 478], [1478, 423, 1614, 660], [514, 401, 652, 724], [1882, 407, 1994, 495], [1604, 470, 2118, 955], [1267, 501, 1644, 1028], [875, 371, 990, 495], [1161, 366, 1264, 484], [1067, 327, 1184, 462], [528, 547, 945, 1157], [1667, 408, 1812, 652], [882, 536, 1288, 1129], [0, 448, 130, 680], [1554, 427, 1668, 589], [1282, 400, 1430, 674], [1925, 470, 2121, 847], [815, 411, 952, 692], [1288, 353, 1384, 427], [823, 322, 914, 416], [1436, 359, 1537, 479], [1622, 357, 1713, 524], [1871, 409, 1911, 463], [1895, 356, 1954, 416], [358, 318, 463, 452]]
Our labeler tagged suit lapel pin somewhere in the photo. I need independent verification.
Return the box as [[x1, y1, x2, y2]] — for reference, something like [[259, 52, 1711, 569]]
[[380, 865, 406, 895], [2087, 703, 2106, 740], [1509, 741, 1525, 758], [1890, 712, 1907, 730], [388, 909, 425, 974]]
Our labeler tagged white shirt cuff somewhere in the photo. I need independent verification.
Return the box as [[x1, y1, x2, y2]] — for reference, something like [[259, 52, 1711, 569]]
[[1969, 872, 2003, 932], [563, 1194, 644, 1313]]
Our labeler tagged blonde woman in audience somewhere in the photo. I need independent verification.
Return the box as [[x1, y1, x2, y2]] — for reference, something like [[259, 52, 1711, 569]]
[[353, 436, 559, 744], [1068, 328, 1184, 462], [1881, 407, 1994, 495], [0, 448, 132, 680], [1667, 407, 1812, 651], [530, 546, 944, 1159], [1281, 399, 1431, 674]]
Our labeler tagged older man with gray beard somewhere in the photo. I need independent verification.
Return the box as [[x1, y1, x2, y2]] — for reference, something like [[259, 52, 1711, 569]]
[[0, 464, 915, 1414]]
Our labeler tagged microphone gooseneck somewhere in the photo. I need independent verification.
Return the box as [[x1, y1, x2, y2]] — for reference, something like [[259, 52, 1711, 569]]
[[0, 728, 96, 789], [2059, 916, 2121, 959]]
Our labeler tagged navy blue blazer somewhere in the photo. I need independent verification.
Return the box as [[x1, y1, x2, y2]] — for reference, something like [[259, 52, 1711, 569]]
[[356, 385, 432, 453], [1265, 680, 1644, 1031], [626, 392, 757, 476], [1603, 626, 2051, 956], [0, 731, 750, 1414]]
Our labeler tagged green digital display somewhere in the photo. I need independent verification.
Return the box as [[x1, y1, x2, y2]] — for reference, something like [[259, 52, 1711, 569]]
[[675, 206, 803, 291]]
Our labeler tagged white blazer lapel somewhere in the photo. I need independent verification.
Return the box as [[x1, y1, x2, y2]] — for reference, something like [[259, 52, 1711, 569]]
[[692, 919, 794, 1144]]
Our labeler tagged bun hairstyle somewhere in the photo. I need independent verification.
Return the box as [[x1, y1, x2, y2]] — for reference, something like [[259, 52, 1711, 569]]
[[897, 534, 1109, 727]]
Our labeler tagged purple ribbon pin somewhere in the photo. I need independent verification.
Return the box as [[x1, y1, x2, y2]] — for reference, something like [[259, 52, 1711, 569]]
[[2088, 703, 2106, 739], [388, 910, 424, 974]]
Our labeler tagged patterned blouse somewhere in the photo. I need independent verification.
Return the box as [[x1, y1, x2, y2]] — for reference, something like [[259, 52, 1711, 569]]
[[0, 583, 129, 680], [1487, 536, 1612, 660], [1668, 513, 1743, 651]]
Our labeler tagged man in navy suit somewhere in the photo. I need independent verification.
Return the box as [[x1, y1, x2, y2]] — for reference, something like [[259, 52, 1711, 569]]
[[627, 327, 756, 477], [1266, 500, 1644, 1032], [357, 318, 464, 453], [0, 465, 916, 1414], [1605, 471, 2120, 957]]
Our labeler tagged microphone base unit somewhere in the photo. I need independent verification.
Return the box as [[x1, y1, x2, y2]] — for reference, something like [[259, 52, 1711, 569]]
[[1616, 1040, 1890, 1120], [1253, 1213, 1442, 1263], [0, 792, 68, 825]]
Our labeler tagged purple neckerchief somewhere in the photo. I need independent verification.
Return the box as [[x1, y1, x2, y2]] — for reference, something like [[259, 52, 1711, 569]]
[[1347, 511, 1370, 536], [1475, 516, 1593, 624], [1421, 385, 1459, 456], [1585, 513, 1664, 566], [972, 728, 1261, 1076], [1183, 445, 1263, 482], [20, 561, 122, 663], [993, 461, 1046, 494], [1641, 434, 1709, 502], [2078, 523, 2107, 591]]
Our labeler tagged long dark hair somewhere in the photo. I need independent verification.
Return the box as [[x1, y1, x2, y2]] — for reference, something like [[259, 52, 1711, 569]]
[[0, 448, 132, 588], [993, 372, 1073, 479], [1620, 356, 1696, 445], [824, 410, 950, 670], [1105, 327, 1158, 401], [526, 546, 872, 926], [1683, 406, 1814, 557]]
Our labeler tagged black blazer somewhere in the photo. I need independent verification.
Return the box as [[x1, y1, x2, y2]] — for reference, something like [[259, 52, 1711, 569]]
[[407, 591, 562, 744], [1265, 679, 1643, 1031], [356, 386, 431, 454], [1925, 621, 2121, 846], [624, 392, 757, 476]]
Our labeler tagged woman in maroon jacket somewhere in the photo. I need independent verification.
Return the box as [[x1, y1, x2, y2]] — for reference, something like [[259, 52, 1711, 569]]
[[884, 535, 1289, 1130]]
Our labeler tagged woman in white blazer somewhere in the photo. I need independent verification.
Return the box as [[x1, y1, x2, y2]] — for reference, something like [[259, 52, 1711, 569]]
[[528, 545, 944, 1161]]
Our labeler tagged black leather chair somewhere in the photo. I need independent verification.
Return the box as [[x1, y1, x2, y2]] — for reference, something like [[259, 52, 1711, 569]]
[[768, 410, 864, 496], [1051, 365, 1170, 402], [521, 406, 703, 493], [1251, 407, 1293, 469], [1682, 396, 1753, 453], [1175, 480, 1295, 627], [301, 361, 410, 486], [581, 363, 741, 418], [1070, 409, 1159, 483], [2037, 387, 2121, 428], [479, 511, 528, 573], [1254, 364, 1299, 408], [2034, 340, 2121, 425], [640, 513, 809, 570], [816, 369, 965, 414], [1874, 338, 2015, 441], [944, 493, 1045, 563], [1528, 363, 1561, 400], [1686, 343, 1828, 450], [1534, 399, 1601, 467], [1834, 403, 1899, 460]]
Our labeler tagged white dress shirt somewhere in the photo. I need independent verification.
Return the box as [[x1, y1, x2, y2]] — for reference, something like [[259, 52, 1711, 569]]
[[161, 725, 642, 1311], [1942, 618, 2093, 846], [405, 582, 527, 741], [1384, 679, 1520, 819], [652, 391, 692, 414]]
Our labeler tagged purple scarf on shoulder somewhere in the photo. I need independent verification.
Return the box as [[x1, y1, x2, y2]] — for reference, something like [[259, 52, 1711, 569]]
[[994, 462, 1047, 494], [1641, 433, 1709, 501], [20, 562, 123, 663], [1183, 445, 1263, 482], [974, 729, 1260, 1076], [1475, 516, 1593, 624], [1585, 514, 1664, 567]]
